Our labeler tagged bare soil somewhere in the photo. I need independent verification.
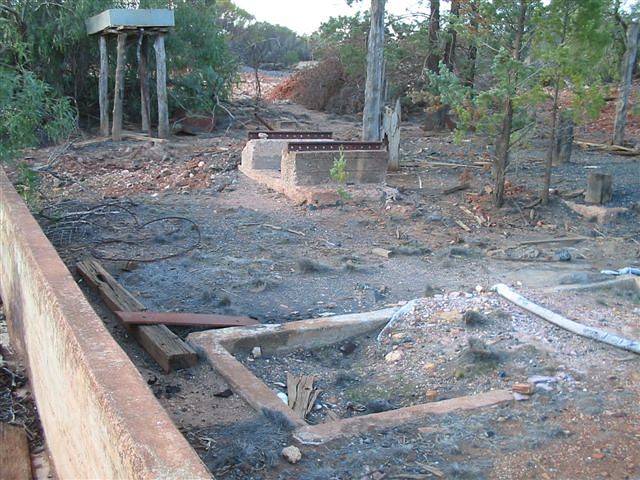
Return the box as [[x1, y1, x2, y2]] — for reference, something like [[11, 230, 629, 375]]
[[5, 73, 640, 479]]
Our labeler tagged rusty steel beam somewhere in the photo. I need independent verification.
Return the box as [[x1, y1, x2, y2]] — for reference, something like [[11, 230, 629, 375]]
[[114, 311, 259, 328], [248, 131, 333, 140], [287, 141, 385, 152]]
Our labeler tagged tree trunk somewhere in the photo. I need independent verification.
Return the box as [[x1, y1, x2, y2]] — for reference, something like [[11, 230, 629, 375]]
[[464, 0, 479, 88], [362, 0, 386, 141], [426, 0, 441, 73], [112, 33, 126, 142], [612, 21, 639, 146], [542, 75, 560, 205], [98, 35, 109, 137], [154, 34, 169, 139], [493, 0, 528, 208], [443, 0, 460, 71]]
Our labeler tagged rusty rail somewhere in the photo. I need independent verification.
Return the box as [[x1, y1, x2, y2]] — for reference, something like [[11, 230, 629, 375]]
[[287, 141, 386, 152], [248, 131, 333, 140]]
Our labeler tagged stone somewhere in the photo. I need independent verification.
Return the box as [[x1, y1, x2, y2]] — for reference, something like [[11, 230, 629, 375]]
[[385, 349, 404, 363], [251, 346, 262, 359], [282, 445, 302, 464], [425, 389, 438, 401], [462, 310, 489, 326], [422, 362, 436, 373]]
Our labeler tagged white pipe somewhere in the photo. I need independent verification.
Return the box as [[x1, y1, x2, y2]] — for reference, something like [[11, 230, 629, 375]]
[[492, 283, 640, 355]]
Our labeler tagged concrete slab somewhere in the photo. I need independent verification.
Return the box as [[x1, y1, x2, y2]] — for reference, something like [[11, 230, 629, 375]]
[[188, 309, 513, 445], [0, 168, 210, 479]]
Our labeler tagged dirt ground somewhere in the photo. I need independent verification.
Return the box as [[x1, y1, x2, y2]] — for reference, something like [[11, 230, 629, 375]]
[[5, 72, 640, 479]]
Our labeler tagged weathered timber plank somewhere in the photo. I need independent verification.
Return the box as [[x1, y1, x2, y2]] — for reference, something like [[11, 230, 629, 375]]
[[0, 423, 32, 480], [77, 258, 197, 372], [114, 311, 258, 328]]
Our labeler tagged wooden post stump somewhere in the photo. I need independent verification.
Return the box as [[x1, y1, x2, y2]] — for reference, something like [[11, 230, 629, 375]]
[[99, 35, 110, 137], [383, 97, 401, 171], [585, 173, 612, 205], [552, 111, 574, 166]]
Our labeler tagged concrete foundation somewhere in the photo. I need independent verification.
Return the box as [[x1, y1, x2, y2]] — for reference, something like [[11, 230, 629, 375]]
[[0, 168, 210, 479], [188, 309, 512, 445], [241, 139, 288, 170], [281, 149, 388, 186]]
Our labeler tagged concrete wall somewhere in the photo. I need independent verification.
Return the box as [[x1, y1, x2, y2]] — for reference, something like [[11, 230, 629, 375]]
[[281, 150, 388, 186], [0, 168, 211, 479], [241, 139, 287, 170]]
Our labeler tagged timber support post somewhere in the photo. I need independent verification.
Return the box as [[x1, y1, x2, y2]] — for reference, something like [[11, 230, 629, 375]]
[[138, 33, 151, 134], [112, 33, 126, 141], [98, 35, 109, 137], [154, 34, 169, 139]]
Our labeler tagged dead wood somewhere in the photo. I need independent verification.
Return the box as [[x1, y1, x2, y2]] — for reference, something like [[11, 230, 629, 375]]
[[518, 236, 589, 246], [287, 373, 321, 418], [0, 423, 31, 480], [575, 140, 639, 156], [443, 183, 470, 195], [77, 258, 197, 372]]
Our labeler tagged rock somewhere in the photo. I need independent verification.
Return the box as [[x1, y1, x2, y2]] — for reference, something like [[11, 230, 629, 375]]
[[339, 340, 357, 355], [213, 388, 233, 398], [462, 310, 489, 326], [251, 346, 262, 359], [276, 391, 288, 404], [366, 399, 395, 413], [448, 247, 471, 257], [385, 349, 404, 363], [557, 249, 572, 262], [423, 362, 436, 373], [282, 445, 302, 464], [425, 389, 438, 401], [512, 383, 535, 395]]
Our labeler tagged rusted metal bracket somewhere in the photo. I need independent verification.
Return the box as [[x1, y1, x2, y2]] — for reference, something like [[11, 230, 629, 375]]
[[287, 141, 386, 152], [248, 131, 333, 140]]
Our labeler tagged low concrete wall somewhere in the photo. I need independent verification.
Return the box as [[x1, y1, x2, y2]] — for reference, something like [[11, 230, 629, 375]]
[[281, 150, 388, 186], [0, 168, 211, 479]]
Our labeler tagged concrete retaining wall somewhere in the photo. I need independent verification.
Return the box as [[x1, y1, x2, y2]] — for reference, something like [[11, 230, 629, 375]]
[[281, 150, 388, 186], [0, 168, 211, 479]]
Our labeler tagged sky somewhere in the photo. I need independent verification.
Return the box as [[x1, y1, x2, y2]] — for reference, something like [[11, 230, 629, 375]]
[[232, 0, 424, 35]]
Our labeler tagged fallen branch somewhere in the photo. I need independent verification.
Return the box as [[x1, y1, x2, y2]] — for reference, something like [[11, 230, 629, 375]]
[[518, 236, 590, 246], [575, 140, 639, 156], [443, 183, 470, 195], [492, 283, 640, 355]]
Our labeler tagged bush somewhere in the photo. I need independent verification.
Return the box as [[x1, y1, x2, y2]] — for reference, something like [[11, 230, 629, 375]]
[[0, 68, 76, 160]]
